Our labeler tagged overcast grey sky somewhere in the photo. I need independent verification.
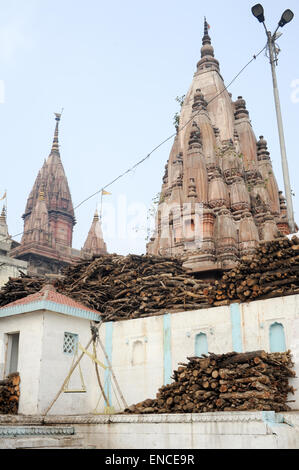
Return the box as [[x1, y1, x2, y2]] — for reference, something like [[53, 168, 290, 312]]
[[0, 0, 298, 255]]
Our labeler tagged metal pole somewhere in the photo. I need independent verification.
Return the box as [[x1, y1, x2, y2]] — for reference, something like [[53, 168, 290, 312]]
[[266, 28, 296, 233]]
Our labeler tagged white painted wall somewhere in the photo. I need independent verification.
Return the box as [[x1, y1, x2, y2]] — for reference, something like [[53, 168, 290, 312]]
[[0, 310, 98, 415], [170, 306, 232, 371], [0, 311, 44, 414], [110, 316, 164, 409], [38, 312, 96, 415], [241, 295, 299, 352], [104, 295, 299, 413]]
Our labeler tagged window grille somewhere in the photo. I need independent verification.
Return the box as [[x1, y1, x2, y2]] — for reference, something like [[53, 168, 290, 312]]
[[63, 332, 78, 355]]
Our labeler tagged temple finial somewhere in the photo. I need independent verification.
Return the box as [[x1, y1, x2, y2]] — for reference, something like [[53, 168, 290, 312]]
[[51, 113, 61, 154], [203, 17, 211, 45], [201, 17, 214, 59], [204, 18, 209, 39]]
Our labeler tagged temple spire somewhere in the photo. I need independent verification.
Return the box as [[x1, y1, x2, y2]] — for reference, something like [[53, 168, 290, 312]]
[[0, 205, 10, 245], [203, 17, 211, 45], [51, 113, 61, 154], [82, 209, 107, 257], [201, 17, 214, 58]]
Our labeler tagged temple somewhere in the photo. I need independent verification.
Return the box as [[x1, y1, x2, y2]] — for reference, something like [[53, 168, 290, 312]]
[[146, 19, 291, 277], [10, 114, 107, 275]]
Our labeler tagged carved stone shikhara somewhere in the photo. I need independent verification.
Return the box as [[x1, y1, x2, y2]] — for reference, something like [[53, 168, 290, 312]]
[[147, 19, 291, 274], [9, 115, 107, 275]]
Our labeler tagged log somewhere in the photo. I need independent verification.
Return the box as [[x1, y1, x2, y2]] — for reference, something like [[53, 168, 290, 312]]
[[123, 350, 295, 415]]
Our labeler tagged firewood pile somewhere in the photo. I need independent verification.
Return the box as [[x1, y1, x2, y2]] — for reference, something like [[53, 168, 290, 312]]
[[124, 350, 296, 414], [0, 373, 20, 415], [204, 236, 299, 306], [0, 273, 44, 308], [1, 236, 299, 321], [53, 254, 210, 320]]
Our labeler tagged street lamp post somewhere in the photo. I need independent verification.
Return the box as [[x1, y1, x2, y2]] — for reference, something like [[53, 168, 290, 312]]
[[251, 4, 296, 234]]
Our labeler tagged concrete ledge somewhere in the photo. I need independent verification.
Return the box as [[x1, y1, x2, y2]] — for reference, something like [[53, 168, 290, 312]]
[[0, 412, 298, 449]]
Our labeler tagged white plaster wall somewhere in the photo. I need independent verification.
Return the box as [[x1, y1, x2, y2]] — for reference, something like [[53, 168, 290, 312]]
[[107, 316, 164, 413], [105, 295, 299, 413], [170, 306, 232, 371], [0, 312, 44, 414], [39, 312, 97, 415], [241, 295, 299, 353]]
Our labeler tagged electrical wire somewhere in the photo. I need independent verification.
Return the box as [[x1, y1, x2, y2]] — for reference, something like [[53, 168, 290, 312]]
[[4, 44, 267, 243], [73, 44, 267, 210]]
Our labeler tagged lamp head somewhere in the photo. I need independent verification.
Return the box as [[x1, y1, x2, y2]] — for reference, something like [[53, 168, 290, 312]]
[[278, 9, 294, 27], [252, 4, 265, 23]]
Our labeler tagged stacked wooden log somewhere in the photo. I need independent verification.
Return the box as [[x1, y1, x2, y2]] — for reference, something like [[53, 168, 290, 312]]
[[0, 373, 20, 415], [204, 236, 299, 306], [0, 273, 44, 308], [124, 351, 296, 414], [52, 254, 210, 320], [2, 236, 299, 320], [0, 255, 211, 320]]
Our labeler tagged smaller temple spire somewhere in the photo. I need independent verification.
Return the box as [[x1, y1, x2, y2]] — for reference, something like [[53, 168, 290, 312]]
[[0, 205, 6, 223], [0, 205, 11, 247], [51, 113, 61, 154], [93, 209, 99, 221], [82, 209, 108, 257]]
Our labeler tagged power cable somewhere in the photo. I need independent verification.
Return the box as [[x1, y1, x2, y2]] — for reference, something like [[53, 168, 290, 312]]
[[73, 44, 267, 211], [4, 44, 267, 243]]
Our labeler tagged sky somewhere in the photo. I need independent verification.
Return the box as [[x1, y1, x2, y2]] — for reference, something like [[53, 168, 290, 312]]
[[0, 0, 298, 255]]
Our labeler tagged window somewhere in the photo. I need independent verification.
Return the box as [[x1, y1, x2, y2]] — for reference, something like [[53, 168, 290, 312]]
[[63, 332, 78, 355], [269, 322, 286, 353], [195, 333, 208, 357], [5, 333, 19, 375]]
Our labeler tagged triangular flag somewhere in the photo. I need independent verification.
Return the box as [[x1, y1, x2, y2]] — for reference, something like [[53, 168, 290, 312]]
[[207, 23, 211, 29], [102, 190, 112, 196], [0, 191, 6, 201]]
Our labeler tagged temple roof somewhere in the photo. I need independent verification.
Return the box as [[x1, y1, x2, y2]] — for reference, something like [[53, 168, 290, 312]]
[[147, 18, 291, 273], [23, 114, 75, 222]]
